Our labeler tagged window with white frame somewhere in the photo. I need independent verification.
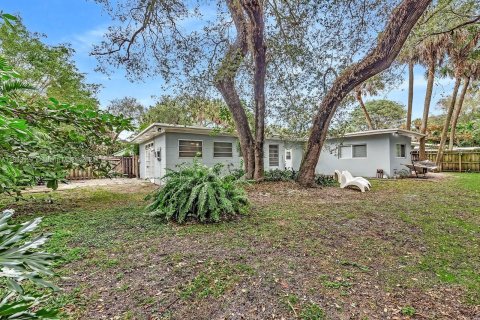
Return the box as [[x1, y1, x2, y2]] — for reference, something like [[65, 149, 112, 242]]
[[339, 145, 352, 159], [213, 141, 233, 157], [396, 144, 406, 158], [179, 140, 202, 157], [339, 144, 367, 159], [145, 142, 154, 150], [352, 144, 367, 158], [269, 144, 279, 166]]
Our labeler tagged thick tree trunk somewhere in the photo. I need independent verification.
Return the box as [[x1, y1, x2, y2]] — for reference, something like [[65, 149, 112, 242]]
[[448, 76, 470, 150], [436, 76, 461, 167], [243, 0, 267, 181], [297, 0, 431, 186], [216, 78, 255, 177], [355, 87, 374, 130], [214, 0, 255, 179], [419, 61, 435, 160], [406, 60, 414, 130]]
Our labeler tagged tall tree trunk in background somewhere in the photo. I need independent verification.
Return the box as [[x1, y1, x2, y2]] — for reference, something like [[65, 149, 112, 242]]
[[406, 60, 414, 130], [297, 0, 431, 186], [419, 61, 435, 160], [214, 0, 255, 179], [449, 76, 470, 150], [243, 0, 267, 181], [436, 76, 461, 167], [355, 87, 374, 130]]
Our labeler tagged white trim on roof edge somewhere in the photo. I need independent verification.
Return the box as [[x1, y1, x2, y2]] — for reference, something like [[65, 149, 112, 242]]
[[131, 123, 425, 144], [341, 129, 425, 139]]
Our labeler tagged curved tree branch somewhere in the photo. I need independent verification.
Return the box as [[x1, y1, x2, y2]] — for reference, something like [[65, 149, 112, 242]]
[[297, 0, 432, 186]]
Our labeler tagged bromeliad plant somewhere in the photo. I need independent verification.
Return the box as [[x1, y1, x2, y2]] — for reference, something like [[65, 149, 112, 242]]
[[146, 161, 249, 223], [0, 209, 59, 319]]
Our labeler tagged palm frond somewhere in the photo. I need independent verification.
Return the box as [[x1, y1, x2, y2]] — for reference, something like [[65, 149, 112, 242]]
[[0, 80, 36, 96]]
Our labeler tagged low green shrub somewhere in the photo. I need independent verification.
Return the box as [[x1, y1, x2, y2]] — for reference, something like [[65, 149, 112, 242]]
[[263, 168, 337, 187], [146, 161, 249, 223], [228, 168, 246, 180], [264, 169, 297, 181], [314, 174, 337, 187]]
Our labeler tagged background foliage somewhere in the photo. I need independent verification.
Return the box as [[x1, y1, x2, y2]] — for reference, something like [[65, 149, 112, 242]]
[[0, 15, 132, 195]]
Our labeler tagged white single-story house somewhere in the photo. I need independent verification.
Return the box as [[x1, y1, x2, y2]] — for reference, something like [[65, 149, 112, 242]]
[[131, 123, 424, 183]]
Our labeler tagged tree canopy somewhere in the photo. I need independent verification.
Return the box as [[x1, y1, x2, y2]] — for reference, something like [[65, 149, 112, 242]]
[[0, 17, 100, 107], [0, 16, 132, 195], [140, 95, 238, 131], [107, 96, 146, 127], [347, 99, 407, 132]]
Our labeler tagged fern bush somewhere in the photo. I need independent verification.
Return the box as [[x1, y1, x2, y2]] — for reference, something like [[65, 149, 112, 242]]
[[146, 161, 249, 223]]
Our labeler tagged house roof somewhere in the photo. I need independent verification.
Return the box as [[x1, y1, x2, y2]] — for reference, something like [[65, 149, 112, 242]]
[[131, 123, 425, 144], [131, 123, 234, 144], [340, 128, 425, 139]]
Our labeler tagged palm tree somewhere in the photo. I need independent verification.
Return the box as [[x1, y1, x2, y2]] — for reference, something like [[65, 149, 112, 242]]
[[449, 58, 480, 149], [397, 41, 419, 131], [415, 34, 449, 160], [436, 29, 480, 166], [353, 75, 386, 130]]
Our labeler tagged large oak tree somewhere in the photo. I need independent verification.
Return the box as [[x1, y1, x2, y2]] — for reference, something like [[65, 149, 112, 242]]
[[92, 0, 397, 179], [296, 0, 431, 186]]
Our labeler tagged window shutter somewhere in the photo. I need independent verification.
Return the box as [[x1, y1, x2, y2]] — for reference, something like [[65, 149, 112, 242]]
[[269, 145, 279, 166], [179, 140, 203, 157], [214, 142, 233, 157], [352, 145, 367, 158]]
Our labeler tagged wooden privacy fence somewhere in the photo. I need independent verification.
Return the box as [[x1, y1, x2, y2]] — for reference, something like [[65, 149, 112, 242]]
[[412, 150, 480, 172], [67, 155, 140, 180]]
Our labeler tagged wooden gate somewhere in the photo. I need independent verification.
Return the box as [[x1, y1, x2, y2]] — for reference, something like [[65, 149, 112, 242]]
[[120, 156, 139, 178], [66, 156, 140, 179]]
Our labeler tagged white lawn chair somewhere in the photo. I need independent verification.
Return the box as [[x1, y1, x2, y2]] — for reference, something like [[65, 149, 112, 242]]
[[342, 170, 371, 188], [334, 170, 370, 193]]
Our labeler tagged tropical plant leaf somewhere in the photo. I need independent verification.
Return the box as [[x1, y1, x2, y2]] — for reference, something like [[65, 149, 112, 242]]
[[146, 160, 249, 223]]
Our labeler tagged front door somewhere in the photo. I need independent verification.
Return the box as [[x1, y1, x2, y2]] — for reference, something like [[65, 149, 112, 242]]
[[285, 149, 293, 169], [145, 143, 155, 182]]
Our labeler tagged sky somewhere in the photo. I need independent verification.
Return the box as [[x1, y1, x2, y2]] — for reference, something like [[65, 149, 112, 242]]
[[1, 0, 455, 120]]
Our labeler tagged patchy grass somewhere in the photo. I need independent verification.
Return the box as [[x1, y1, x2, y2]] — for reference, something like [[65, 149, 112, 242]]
[[0, 174, 478, 319], [180, 260, 255, 299]]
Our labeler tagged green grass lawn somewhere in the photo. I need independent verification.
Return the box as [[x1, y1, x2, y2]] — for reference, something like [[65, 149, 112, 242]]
[[1, 174, 479, 319]]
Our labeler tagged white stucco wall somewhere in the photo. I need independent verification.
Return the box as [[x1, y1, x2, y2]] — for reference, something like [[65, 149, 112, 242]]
[[316, 135, 392, 177], [138, 132, 305, 182], [138, 131, 412, 181], [164, 132, 242, 174], [388, 134, 412, 176]]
